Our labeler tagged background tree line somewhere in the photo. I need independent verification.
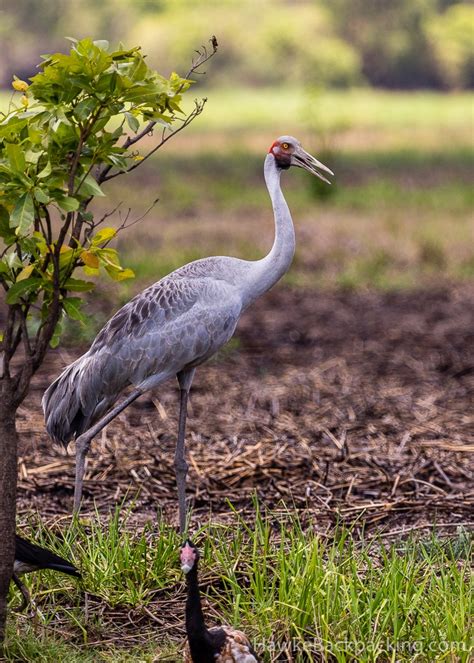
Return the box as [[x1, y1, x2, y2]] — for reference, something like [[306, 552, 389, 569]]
[[1, 0, 473, 91]]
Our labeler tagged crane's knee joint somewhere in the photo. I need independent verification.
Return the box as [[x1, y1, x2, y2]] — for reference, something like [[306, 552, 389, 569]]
[[76, 435, 91, 455]]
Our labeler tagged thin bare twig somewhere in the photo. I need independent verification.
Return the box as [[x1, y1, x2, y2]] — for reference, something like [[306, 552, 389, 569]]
[[74, 162, 95, 198], [102, 99, 207, 183], [95, 202, 124, 229], [96, 36, 218, 185], [116, 199, 160, 233], [81, 201, 124, 245]]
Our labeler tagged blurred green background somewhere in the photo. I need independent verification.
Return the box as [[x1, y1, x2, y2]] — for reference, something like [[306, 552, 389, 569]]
[[2, 0, 474, 90], [1, 0, 473, 314]]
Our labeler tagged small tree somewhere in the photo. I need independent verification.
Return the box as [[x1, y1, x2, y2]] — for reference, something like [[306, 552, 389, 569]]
[[0, 36, 217, 643]]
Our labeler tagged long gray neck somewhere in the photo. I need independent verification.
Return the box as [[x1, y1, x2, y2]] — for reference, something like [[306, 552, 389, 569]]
[[243, 154, 295, 307]]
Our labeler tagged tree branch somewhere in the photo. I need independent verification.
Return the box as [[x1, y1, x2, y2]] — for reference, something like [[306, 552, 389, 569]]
[[1, 37, 218, 405], [67, 134, 86, 197], [18, 310, 31, 357], [98, 198, 160, 250], [0, 307, 17, 381], [32, 289, 62, 373], [102, 98, 207, 183], [96, 36, 218, 185], [184, 35, 218, 82], [8, 323, 23, 360]]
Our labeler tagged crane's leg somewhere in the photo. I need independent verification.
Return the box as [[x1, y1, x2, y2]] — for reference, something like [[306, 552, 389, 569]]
[[175, 369, 195, 535], [74, 389, 143, 513], [12, 573, 31, 613]]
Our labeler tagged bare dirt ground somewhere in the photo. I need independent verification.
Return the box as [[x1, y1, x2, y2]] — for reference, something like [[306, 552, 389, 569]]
[[16, 283, 474, 535]]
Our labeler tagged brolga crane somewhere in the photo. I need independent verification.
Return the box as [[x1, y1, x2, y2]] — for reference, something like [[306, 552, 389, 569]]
[[42, 136, 333, 529]]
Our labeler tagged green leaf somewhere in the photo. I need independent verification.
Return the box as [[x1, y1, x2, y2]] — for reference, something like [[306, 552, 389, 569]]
[[32, 231, 48, 256], [123, 82, 166, 104], [73, 97, 97, 122], [63, 296, 86, 322], [6, 277, 42, 304], [25, 149, 41, 166], [11, 193, 35, 235], [93, 39, 109, 51], [4, 253, 23, 270], [127, 55, 148, 83], [50, 335, 60, 348], [58, 246, 76, 269], [49, 320, 62, 348], [0, 115, 27, 140], [16, 264, 35, 281], [93, 246, 135, 281], [91, 227, 116, 246], [107, 266, 135, 281], [0, 206, 16, 243], [6, 143, 26, 173], [18, 237, 39, 255], [56, 195, 80, 212], [37, 161, 52, 179], [96, 247, 119, 263], [63, 277, 95, 292], [125, 112, 139, 133], [76, 175, 105, 198], [34, 187, 50, 204], [83, 265, 100, 276]]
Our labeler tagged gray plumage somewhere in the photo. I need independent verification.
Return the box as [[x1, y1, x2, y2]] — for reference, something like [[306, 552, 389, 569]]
[[42, 136, 333, 520], [43, 258, 245, 445]]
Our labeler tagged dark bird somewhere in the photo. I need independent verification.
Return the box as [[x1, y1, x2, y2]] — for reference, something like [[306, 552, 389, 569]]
[[13, 534, 81, 611], [42, 136, 333, 526], [180, 540, 259, 663]]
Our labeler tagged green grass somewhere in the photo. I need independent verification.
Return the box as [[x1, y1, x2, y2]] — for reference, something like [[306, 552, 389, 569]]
[[2, 86, 473, 296], [1, 86, 472, 142], [89, 145, 472, 296], [6, 504, 473, 662], [182, 87, 473, 141], [113, 147, 474, 215]]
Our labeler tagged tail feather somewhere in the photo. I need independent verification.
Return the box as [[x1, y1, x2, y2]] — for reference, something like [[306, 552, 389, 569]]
[[42, 354, 99, 446], [15, 535, 81, 578]]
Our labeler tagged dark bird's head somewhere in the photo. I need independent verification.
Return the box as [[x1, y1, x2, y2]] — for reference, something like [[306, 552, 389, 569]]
[[268, 135, 334, 184], [180, 539, 199, 574]]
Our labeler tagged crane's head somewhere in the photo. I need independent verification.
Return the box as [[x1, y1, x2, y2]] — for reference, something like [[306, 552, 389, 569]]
[[180, 539, 199, 574], [268, 136, 334, 184]]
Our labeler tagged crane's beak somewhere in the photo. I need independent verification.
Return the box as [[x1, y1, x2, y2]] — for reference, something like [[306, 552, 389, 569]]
[[291, 147, 334, 184]]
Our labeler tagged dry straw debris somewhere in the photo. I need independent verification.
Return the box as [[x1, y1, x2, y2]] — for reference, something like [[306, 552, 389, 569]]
[[16, 285, 473, 534]]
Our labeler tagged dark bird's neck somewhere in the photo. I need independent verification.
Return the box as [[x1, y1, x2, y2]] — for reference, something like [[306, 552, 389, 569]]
[[185, 565, 223, 663]]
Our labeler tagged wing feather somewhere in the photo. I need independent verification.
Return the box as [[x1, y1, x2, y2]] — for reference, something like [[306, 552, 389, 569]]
[[43, 268, 243, 443]]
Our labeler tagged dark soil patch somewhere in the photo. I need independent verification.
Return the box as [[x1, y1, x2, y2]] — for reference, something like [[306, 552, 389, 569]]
[[17, 284, 474, 534]]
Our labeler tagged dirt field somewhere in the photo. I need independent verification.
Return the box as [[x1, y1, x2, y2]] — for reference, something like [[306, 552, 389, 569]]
[[16, 283, 474, 535]]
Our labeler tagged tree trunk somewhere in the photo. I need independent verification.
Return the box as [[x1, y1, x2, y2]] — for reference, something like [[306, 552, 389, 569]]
[[0, 401, 18, 645]]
